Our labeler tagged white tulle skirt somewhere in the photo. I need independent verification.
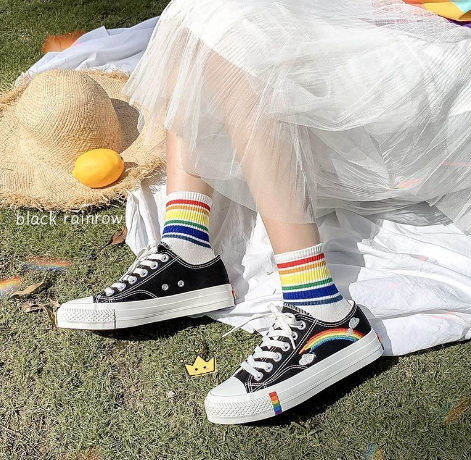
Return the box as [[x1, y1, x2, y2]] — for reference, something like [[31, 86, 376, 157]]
[[123, 0, 471, 234]]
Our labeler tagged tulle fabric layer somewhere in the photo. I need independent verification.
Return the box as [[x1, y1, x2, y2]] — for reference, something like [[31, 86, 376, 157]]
[[123, 0, 471, 234]]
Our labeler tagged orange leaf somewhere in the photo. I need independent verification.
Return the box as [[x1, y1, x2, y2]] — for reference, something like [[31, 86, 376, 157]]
[[42, 30, 86, 54], [10, 281, 46, 299]]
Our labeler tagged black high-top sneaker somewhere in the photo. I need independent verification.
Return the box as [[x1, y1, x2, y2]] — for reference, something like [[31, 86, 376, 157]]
[[57, 241, 235, 330], [205, 300, 383, 424]]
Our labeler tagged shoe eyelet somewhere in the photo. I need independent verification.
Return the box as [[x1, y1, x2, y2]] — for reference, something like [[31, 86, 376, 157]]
[[118, 286, 125, 292], [255, 373, 263, 381], [151, 262, 158, 270], [298, 321, 306, 330], [161, 254, 169, 262], [282, 343, 290, 352], [129, 277, 137, 285], [266, 363, 273, 372], [140, 269, 148, 277], [162, 284, 169, 291], [274, 353, 282, 362], [292, 331, 298, 341], [106, 291, 113, 297], [178, 280, 184, 287]]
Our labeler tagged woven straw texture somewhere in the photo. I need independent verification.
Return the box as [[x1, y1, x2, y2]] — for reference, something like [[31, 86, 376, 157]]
[[0, 69, 165, 211]]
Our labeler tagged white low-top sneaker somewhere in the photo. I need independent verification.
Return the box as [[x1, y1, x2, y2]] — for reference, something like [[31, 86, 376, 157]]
[[205, 300, 383, 424], [57, 241, 235, 330]]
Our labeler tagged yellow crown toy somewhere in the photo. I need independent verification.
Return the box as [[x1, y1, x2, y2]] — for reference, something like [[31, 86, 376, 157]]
[[185, 355, 216, 376]]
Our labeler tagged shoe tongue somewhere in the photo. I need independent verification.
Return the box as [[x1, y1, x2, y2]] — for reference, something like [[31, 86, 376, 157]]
[[132, 242, 163, 270], [267, 304, 298, 340], [157, 241, 171, 251], [281, 303, 302, 316], [280, 302, 320, 323]]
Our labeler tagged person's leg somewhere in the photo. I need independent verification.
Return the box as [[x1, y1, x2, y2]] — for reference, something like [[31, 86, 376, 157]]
[[260, 217, 321, 253], [203, 48, 352, 321], [161, 131, 216, 264], [166, 130, 214, 196], [167, 93, 348, 321], [202, 44, 383, 425]]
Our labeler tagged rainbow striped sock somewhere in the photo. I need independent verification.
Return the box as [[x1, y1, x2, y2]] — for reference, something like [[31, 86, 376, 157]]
[[274, 242, 352, 321], [160, 191, 216, 264]]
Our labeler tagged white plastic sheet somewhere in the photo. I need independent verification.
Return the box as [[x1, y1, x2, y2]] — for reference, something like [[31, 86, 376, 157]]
[[18, 17, 159, 80], [126, 177, 471, 356]]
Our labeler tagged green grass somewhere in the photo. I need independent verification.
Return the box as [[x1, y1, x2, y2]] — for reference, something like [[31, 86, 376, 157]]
[[0, 1, 471, 459]]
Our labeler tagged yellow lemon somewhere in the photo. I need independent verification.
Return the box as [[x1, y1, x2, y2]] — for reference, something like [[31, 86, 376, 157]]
[[73, 148, 124, 188]]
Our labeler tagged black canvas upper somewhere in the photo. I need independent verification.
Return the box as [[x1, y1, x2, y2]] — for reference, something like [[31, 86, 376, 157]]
[[234, 302, 376, 393], [94, 242, 231, 303]]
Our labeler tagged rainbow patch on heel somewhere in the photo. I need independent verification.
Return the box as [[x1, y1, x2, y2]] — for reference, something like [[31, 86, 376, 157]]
[[269, 391, 282, 415]]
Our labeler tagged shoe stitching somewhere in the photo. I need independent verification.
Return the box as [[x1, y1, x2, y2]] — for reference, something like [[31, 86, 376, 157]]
[[112, 289, 158, 301], [259, 365, 310, 389], [285, 303, 358, 327], [162, 248, 222, 269]]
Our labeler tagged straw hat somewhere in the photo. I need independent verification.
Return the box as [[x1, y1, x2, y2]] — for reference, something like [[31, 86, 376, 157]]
[[0, 69, 166, 210]]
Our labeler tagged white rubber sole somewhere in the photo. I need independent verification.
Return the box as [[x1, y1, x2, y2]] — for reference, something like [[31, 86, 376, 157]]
[[57, 284, 235, 330], [205, 328, 384, 424]]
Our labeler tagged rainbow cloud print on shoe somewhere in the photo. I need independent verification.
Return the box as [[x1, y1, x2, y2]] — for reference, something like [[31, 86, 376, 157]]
[[299, 328, 364, 354], [162, 197, 211, 248], [269, 391, 282, 415]]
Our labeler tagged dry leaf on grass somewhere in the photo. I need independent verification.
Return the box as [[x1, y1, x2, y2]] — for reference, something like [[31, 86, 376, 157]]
[[41, 30, 86, 54], [10, 281, 47, 299], [19, 299, 59, 327], [49, 300, 60, 312], [443, 394, 471, 425], [20, 302, 44, 313], [43, 303, 58, 328], [200, 339, 209, 359], [96, 227, 128, 254], [110, 227, 128, 246]]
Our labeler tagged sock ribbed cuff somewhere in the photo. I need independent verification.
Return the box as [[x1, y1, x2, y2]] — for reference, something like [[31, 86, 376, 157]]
[[274, 242, 323, 265], [166, 190, 212, 208]]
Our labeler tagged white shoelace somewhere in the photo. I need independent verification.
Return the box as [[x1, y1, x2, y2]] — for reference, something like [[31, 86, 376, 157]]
[[222, 303, 306, 381], [104, 240, 169, 296]]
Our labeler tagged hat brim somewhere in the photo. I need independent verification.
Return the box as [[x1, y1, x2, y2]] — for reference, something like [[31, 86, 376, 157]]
[[0, 70, 166, 211]]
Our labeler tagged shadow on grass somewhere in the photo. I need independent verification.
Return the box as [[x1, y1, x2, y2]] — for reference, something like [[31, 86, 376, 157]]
[[93, 314, 469, 428], [90, 315, 421, 426], [248, 339, 470, 427], [406, 338, 469, 357], [245, 355, 399, 427], [96, 315, 400, 427]]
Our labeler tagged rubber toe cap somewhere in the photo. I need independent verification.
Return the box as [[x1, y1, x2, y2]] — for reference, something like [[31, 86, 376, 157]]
[[207, 376, 247, 399]]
